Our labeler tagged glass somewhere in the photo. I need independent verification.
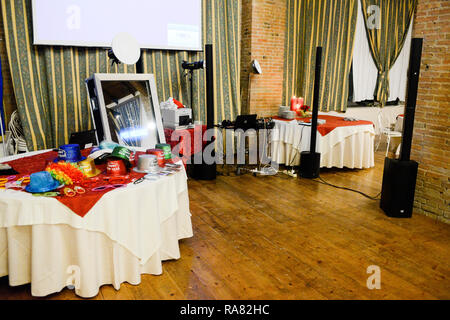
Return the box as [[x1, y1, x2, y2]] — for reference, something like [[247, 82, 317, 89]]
[[86, 74, 166, 150]]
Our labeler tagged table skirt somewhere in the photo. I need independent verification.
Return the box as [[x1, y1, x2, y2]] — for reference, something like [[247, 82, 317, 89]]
[[0, 190, 192, 298], [272, 129, 375, 169]]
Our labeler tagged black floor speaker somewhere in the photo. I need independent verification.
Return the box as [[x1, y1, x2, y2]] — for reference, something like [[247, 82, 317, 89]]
[[191, 150, 217, 180], [299, 152, 320, 179], [190, 43, 216, 180], [380, 158, 418, 218], [380, 38, 423, 218], [299, 47, 322, 179]]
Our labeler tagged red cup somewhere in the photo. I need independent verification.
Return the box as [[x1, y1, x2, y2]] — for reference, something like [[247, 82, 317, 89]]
[[106, 159, 127, 176], [146, 149, 165, 167]]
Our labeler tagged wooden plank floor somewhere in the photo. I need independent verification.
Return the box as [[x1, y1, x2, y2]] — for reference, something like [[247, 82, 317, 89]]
[[0, 151, 449, 300]]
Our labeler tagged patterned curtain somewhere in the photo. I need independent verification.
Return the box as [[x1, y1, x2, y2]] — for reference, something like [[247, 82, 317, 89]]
[[360, 0, 417, 106], [283, 0, 358, 112], [2, 0, 240, 151], [0, 56, 3, 135], [142, 0, 241, 125], [1, 0, 136, 151]]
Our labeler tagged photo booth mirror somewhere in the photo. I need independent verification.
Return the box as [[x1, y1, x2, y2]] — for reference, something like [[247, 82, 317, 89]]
[[85, 73, 166, 149]]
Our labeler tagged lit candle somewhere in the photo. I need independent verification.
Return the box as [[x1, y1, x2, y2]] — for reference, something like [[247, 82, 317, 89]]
[[298, 97, 304, 109], [290, 96, 296, 111]]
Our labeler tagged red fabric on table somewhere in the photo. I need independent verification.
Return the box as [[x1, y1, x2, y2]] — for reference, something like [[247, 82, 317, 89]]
[[273, 115, 374, 136], [2, 149, 145, 218], [164, 125, 207, 162]]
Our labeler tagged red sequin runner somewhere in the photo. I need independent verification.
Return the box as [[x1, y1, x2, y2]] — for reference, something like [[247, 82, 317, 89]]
[[3, 149, 146, 218]]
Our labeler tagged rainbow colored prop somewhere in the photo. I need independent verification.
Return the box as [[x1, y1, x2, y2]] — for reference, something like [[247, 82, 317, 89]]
[[46, 162, 85, 185]]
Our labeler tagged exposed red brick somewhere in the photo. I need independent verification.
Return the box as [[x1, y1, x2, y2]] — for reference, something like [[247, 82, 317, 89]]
[[241, 0, 286, 117], [411, 0, 450, 223]]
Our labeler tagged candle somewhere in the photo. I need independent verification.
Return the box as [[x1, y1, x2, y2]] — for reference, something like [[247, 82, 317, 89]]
[[298, 97, 304, 108], [290, 96, 296, 111]]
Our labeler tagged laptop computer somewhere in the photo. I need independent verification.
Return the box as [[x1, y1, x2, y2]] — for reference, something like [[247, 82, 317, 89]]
[[234, 114, 257, 130]]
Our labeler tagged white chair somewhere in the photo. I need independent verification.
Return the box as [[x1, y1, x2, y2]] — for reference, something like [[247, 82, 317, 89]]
[[375, 111, 402, 157], [8, 111, 28, 155]]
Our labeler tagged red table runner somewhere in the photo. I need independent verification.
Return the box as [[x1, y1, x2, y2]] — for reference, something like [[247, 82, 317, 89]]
[[2, 149, 146, 218], [273, 115, 373, 136]]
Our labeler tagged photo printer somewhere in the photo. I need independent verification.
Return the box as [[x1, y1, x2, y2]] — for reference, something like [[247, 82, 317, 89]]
[[160, 98, 193, 130], [161, 107, 193, 130]]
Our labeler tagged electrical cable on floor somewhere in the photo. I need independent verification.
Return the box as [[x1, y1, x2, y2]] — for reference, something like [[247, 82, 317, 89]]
[[313, 175, 382, 200]]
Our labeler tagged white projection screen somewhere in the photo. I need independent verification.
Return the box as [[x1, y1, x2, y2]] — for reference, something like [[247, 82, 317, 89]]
[[32, 0, 202, 51]]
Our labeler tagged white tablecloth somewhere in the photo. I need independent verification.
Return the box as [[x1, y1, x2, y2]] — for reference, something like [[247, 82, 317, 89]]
[[271, 120, 375, 169], [0, 150, 193, 297]]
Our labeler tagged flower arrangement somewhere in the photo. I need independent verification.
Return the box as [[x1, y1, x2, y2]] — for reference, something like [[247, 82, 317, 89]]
[[296, 105, 311, 118], [46, 162, 86, 185]]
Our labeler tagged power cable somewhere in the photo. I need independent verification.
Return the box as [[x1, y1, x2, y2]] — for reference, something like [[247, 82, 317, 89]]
[[313, 175, 381, 200]]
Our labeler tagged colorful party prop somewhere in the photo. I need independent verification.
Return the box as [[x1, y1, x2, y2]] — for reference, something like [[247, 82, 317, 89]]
[[46, 162, 85, 185], [32, 192, 60, 197], [133, 154, 159, 173], [103, 175, 130, 185], [106, 159, 128, 176], [99, 141, 120, 150], [108, 146, 132, 166], [78, 158, 102, 178], [54, 144, 86, 162], [3, 149, 152, 217], [25, 171, 62, 193], [129, 151, 137, 166], [155, 143, 172, 159], [91, 184, 127, 192], [146, 149, 165, 167], [63, 186, 86, 197]]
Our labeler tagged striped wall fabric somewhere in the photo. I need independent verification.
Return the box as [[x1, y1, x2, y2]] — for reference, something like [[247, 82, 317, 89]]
[[1, 0, 136, 150], [0, 55, 3, 134], [360, 0, 417, 106], [2, 0, 240, 151], [283, 0, 358, 112], [142, 0, 241, 125]]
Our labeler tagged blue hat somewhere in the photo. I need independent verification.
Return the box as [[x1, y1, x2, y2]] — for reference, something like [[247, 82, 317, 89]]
[[54, 144, 86, 163], [25, 171, 62, 193]]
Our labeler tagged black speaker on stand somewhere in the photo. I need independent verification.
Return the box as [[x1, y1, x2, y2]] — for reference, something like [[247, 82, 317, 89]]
[[299, 46, 322, 179], [191, 44, 217, 180], [380, 38, 423, 218]]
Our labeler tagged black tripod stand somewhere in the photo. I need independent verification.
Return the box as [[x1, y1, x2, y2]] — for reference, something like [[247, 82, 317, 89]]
[[186, 69, 195, 121], [182, 59, 204, 122]]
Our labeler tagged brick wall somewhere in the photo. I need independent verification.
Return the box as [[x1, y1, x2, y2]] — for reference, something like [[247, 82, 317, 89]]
[[241, 0, 253, 115], [411, 0, 450, 223], [240, 0, 287, 117], [0, 5, 17, 129]]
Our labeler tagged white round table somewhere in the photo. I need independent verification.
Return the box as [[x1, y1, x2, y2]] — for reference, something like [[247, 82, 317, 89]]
[[271, 117, 376, 169], [0, 150, 193, 298]]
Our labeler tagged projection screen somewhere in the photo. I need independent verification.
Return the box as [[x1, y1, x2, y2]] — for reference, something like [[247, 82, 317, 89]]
[[32, 0, 202, 51]]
